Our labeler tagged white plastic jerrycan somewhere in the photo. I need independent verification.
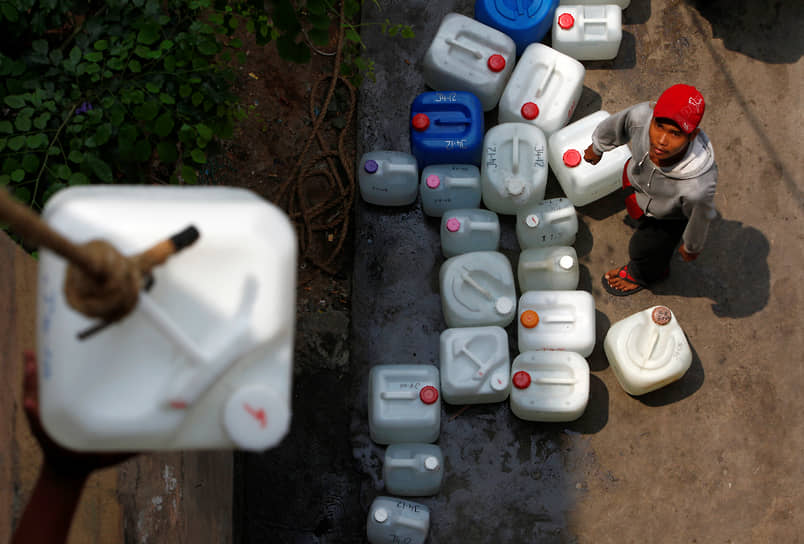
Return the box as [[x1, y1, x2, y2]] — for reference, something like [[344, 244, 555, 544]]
[[423, 13, 517, 111], [518, 246, 580, 291], [481, 122, 548, 215], [439, 326, 510, 404], [548, 110, 631, 206], [551, 5, 623, 61], [384, 443, 445, 496], [440, 208, 500, 258], [367, 496, 430, 544], [498, 43, 585, 136], [560, 0, 630, 8], [420, 164, 482, 217], [439, 251, 517, 328], [518, 290, 596, 357], [515, 197, 578, 249], [510, 351, 590, 422], [37, 186, 296, 452], [359, 151, 419, 206], [368, 365, 441, 445], [603, 306, 692, 395]]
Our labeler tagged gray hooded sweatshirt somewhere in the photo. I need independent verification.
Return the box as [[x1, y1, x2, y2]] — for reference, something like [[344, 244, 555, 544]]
[[591, 101, 718, 253]]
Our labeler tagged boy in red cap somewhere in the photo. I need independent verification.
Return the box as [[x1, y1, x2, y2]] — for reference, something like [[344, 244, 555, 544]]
[[583, 84, 718, 295]]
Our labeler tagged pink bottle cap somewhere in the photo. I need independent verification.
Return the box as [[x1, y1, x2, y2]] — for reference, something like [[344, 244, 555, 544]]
[[558, 13, 575, 30], [512, 371, 531, 389], [419, 385, 439, 404], [563, 149, 582, 167], [412, 113, 430, 131], [426, 174, 441, 188], [487, 54, 506, 72], [521, 102, 539, 120], [445, 217, 461, 232]]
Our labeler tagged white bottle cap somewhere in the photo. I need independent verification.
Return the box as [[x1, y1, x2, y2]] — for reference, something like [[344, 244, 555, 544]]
[[374, 508, 389, 523], [525, 214, 540, 228], [559, 255, 574, 270], [495, 297, 514, 315], [424, 456, 440, 471], [507, 178, 525, 196], [490, 370, 508, 391], [223, 385, 290, 451]]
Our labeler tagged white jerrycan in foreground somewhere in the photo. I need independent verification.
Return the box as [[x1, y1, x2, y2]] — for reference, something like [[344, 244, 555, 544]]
[[439, 326, 510, 404], [517, 246, 580, 291], [358, 151, 419, 206], [517, 290, 596, 357], [548, 110, 631, 206], [367, 496, 430, 544], [551, 5, 623, 61], [510, 350, 590, 422], [384, 443, 445, 496], [440, 208, 500, 258], [515, 197, 578, 248], [603, 306, 692, 395], [420, 164, 482, 217], [38, 186, 297, 451]]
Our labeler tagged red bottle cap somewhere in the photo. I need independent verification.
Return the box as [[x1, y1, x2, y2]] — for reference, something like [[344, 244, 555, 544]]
[[487, 54, 506, 72], [513, 371, 531, 389], [558, 13, 575, 30], [521, 102, 539, 120], [412, 113, 430, 131], [563, 149, 582, 167], [419, 385, 439, 404]]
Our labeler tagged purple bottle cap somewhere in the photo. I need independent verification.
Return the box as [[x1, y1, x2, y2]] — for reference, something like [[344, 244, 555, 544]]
[[364, 159, 379, 174]]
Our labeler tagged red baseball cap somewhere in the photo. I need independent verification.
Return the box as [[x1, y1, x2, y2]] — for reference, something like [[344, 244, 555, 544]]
[[653, 84, 705, 134]]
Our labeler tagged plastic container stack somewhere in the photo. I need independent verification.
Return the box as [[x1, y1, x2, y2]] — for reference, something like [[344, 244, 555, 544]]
[[357, 3, 667, 540]]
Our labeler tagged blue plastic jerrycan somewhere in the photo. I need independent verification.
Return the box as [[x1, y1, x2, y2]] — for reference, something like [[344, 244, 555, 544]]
[[475, 0, 561, 56], [410, 91, 484, 169]]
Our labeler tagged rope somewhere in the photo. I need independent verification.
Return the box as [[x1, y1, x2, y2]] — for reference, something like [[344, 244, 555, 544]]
[[273, 0, 357, 275]]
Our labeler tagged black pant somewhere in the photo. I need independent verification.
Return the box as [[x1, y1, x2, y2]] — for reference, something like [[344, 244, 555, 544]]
[[628, 216, 688, 285]]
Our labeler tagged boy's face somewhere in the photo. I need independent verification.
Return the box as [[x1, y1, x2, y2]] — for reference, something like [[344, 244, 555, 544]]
[[648, 118, 695, 165]]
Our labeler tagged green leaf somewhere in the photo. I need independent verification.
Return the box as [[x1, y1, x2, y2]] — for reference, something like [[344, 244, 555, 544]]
[[146, 81, 163, 93], [129, 59, 142, 72], [190, 149, 206, 164], [69, 46, 81, 64], [181, 164, 198, 184], [133, 101, 159, 121], [32, 40, 48, 55], [26, 134, 47, 149], [86, 154, 113, 182], [179, 84, 192, 98], [133, 139, 151, 162], [159, 93, 175, 105], [118, 125, 137, 147], [68, 150, 84, 163], [14, 116, 31, 131], [197, 39, 218, 55], [49, 49, 63, 65], [22, 154, 39, 173], [14, 187, 31, 202], [109, 106, 125, 126], [94, 39, 109, 51], [154, 112, 174, 137], [94, 124, 112, 146], [4, 95, 25, 108], [345, 28, 361, 44], [0, 121, 12, 134], [1, 4, 19, 22], [11, 169, 25, 182], [85, 51, 103, 62], [8, 136, 25, 151], [195, 123, 213, 142], [156, 141, 177, 162], [69, 172, 89, 185], [138, 23, 160, 45], [108, 57, 125, 70], [191, 91, 203, 106], [178, 124, 195, 144], [163, 55, 176, 71], [56, 164, 71, 180], [34, 113, 51, 129], [160, 39, 174, 50]]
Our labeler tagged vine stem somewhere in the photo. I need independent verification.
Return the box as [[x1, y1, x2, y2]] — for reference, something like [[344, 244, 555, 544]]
[[32, 103, 77, 208]]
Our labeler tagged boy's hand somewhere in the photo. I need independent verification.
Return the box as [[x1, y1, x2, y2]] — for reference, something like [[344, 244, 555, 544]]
[[583, 144, 602, 165], [678, 244, 699, 262]]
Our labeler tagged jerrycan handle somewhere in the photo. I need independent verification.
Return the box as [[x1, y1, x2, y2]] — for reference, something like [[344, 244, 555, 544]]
[[542, 312, 576, 324], [386, 456, 420, 469], [531, 376, 578, 385], [445, 37, 484, 59], [511, 131, 520, 175], [380, 390, 419, 400], [548, 206, 577, 224], [640, 325, 661, 362], [443, 175, 477, 188], [395, 511, 430, 531], [384, 161, 416, 174], [536, 59, 556, 97], [466, 218, 497, 232], [522, 259, 552, 270]]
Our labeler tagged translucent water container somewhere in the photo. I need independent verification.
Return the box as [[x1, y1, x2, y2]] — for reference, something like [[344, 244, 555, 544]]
[[548, 111, 632, 206], [367, 496, 430, 544], [498, 43, 585, 136], [603, 306, 692, 395], [384, 443, 445, 496], [475, 0, 561, 56], [515, 197, 578, 248], [439, 326, 510, 404], [422, 13, 517, 111], [481, 122, 548, 215], [560, 0, 630, 8], [440, 208, 501, 258], [440, 251, 517, 328], [518, 246, 580, 291], [510, 351, 589, 421], [358, 151, 419, 206], [420, 164, 482, 217], [551, 5, 622, 61], [517, 290, 596, 357], [410, 91, 484, 168], [37, 186, 296, 452], [368, 365, 441, 445]]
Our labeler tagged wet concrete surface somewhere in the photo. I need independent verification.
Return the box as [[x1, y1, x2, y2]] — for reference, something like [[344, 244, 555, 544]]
[[237, 1, 803, 542]]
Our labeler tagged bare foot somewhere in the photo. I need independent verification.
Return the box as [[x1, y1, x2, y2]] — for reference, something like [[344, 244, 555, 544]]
[[603, 267, 642, 294]]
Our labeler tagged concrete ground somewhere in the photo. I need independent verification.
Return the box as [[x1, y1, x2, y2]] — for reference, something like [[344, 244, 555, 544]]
[[237, 1, 803, 542]]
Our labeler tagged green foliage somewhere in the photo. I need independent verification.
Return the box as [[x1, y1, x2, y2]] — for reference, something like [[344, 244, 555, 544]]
[[0, 0, 243, 211]]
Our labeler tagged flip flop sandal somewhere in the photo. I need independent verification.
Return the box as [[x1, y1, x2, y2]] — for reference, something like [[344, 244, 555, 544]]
[[601, 265, 647, 296]]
